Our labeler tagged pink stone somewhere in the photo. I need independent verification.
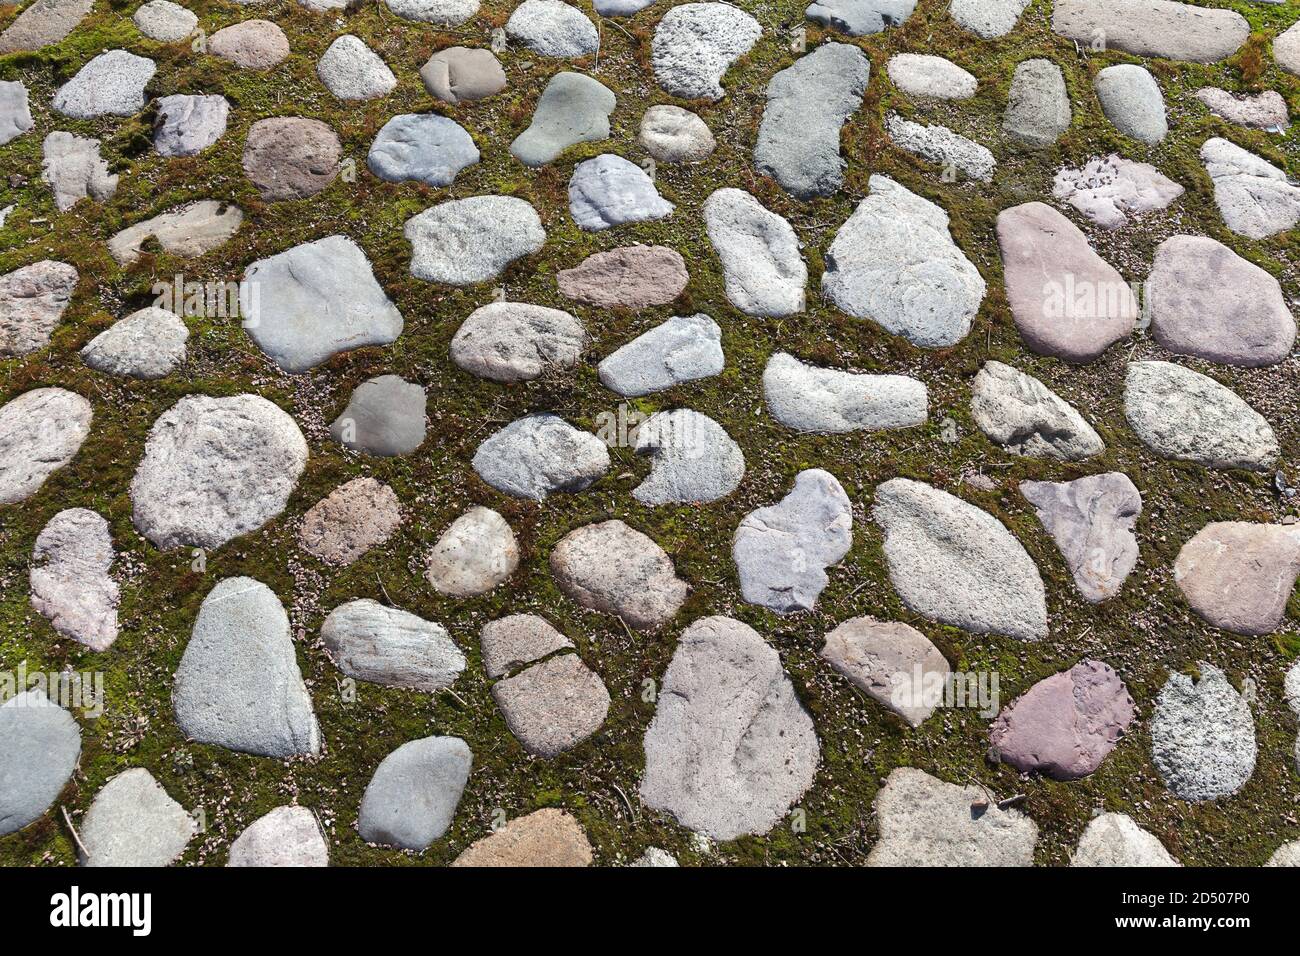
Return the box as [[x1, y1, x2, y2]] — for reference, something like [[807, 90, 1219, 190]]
[[988, 659, 1135, 779], [557, 245, 687, 309], [1174, 521, 1300, 635], [995, 201, 1137, 363]]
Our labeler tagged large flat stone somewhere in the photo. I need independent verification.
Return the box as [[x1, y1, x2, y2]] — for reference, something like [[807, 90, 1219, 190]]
[[1174, 522, 1300, 635], [1123, 361, 1277, 471], [867, 767, 1038, 865], [1052, 0, 1249, 63], [640, 616, 819, 840], [872, 478, 1047, 640], [131, 394, 306, 550], [241, 235, 403, 372], [754, 42, 869, 199], [824, 175, 985, 348], [995, 201, 1136, 362], [1147, 235, 1294, 367]]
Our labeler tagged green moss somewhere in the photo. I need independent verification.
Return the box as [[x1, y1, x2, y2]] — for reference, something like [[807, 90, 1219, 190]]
[[0, 0, 1297, 867]]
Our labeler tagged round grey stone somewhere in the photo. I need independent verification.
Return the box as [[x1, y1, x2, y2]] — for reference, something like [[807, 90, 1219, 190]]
[[358, 736, 472, 850], [1003, 58, 1070, 146], [209, 19, 289, 70], [450, 301, 585, 382], [174, 577, 321, 758], [317, 34, 396, 101], [505, 0, 599, 57], [329, 374, 427, 457], [131, 394, 307, 550], [949, 0, 1029, 37], [228, 806, 328, 867], [241, 234, 403, 371], [886, 53, 977, 99], [425, 506, 519, 597], [473, 414, 609, 500], [1094, 64, 1167, 143], [638, 105, 715, 163], [420, 47, 506, 103], [0, 689, 81, 836], [406, 196, 546, 285], [81, 306, 188, 380], [133, 0, 197, 41]]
